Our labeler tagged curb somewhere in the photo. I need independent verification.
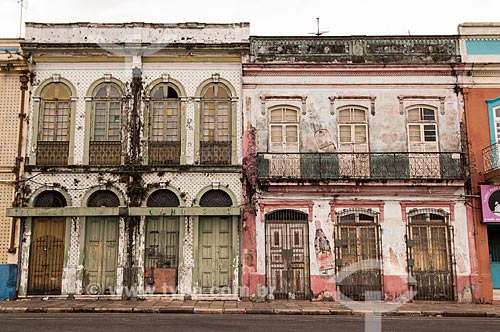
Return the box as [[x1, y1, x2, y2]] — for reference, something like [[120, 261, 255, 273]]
[[0, 306, 499, 317]]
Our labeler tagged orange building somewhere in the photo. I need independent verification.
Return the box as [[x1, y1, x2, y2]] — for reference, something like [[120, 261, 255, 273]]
[[460, 23, 500, 303]]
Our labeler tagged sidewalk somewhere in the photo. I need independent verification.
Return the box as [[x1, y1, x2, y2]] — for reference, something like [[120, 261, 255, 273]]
[[1, 298, 500, 317]]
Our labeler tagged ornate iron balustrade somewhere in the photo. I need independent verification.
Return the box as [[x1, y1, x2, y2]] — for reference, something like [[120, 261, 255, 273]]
[[89, 141, 121, 165], [149, 141, 181, 165], [251, 37, 458, 60], [36, 141, 69, 166], [200, 141, 231, 165], [483, 143, 500, 173], [256, 152, 466, 181]]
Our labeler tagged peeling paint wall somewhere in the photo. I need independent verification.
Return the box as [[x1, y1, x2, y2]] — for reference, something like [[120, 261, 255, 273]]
[[242, 36, 472, 302], [17, 23, 246, 298]]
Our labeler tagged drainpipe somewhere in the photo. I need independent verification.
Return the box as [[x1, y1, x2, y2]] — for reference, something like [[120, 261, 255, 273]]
[[8, 73, 29, 254]]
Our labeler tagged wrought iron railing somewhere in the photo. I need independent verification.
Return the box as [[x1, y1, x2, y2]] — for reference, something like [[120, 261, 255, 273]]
[[149, 141, 181, 165], [89, 141, 121, 165], [200, 141, 232, 165], [36, 141, 69, 166], [483, 143, 500, 173], [256, 152, 466, 180]]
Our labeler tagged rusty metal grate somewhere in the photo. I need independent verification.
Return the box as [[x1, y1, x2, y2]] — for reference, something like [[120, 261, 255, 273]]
[[33, 191, 67, 207], [335, 209, 382, 301], [200, 141, 232, 165], [87, 190, 120, 207], [148, 141, 181, 165], [36, 141, 69, 166], [407, 209, 454, 301], [265, 209, 310, 300], [199, 190, 232, 207], [147, 189, 180, 207], [89, 141, 121, 165]]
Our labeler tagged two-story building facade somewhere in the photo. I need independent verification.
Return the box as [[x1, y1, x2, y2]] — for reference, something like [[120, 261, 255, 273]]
[[8, 22, 249, 299], [241, 36, 475, 302]]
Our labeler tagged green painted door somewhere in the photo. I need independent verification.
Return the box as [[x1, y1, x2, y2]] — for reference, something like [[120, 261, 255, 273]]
[[199, 216, 232, 294], [28, 217, 66, 295], [84, 217, 118, 295]]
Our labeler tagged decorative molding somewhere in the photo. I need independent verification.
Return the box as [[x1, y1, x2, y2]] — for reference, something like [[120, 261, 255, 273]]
[[329, 96, 376, 116], [258, 200, 314, 222], [243, 69, 455, 77], [51, 74, 60, 82], [161, 73, 170, 83], [399, 201, 456, 222], [329, 200, 385, 222], [103, 73, 112, 82], [259, 95, 308, 115], [397, 95, 446, 115]]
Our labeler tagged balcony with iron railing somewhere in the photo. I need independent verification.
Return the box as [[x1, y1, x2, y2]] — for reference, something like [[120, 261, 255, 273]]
[[89, 141, 122, 166], [256, 152, 466, 181], [483, 143, 500, 174], [36, 141, 69, 166], [149, 141, 181, 165]]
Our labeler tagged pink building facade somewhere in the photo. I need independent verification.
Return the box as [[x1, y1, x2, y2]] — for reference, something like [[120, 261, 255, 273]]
[[241, 36, 475, 302]]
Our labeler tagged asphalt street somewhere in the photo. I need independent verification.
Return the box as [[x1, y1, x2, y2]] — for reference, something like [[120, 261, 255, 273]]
[[1, 313, 500, 332]]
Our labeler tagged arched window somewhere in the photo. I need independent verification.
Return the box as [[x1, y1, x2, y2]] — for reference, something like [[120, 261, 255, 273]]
[[87, 190, 120, 207], [149, 83, 181, 165], [89, 83, 122, 165], [37, 83, 71, 166], [406, 106, 440, 178], [338, 106, 368, 153], [33, 191, 68, 207], [199, 190, 232, 207], [269, 106, 299, 153], [146, 189, 180, 207], [407, 106, 438, 153], [200, 83, 232, 165], [337, 106, 370, 178]]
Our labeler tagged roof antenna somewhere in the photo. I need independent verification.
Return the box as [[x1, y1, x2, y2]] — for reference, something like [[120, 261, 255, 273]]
[[18, 0, 27, 38], [308, 18, 329, 36]]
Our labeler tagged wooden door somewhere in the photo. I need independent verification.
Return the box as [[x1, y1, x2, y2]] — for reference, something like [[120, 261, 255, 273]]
[[84, 217, 118, 295], [28, 218, 65, 295], [408, 212, 453, 301], [266, 212, 310, 300], [144, 216, 180, 293], [199, 216, 232, 294], [335, 214, 381, 301]]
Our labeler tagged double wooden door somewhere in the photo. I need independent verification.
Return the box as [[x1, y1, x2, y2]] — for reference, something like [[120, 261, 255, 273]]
[[266, 220, 310, 299], [199, 216, 233, 294], [28, 218, 66, 295], [83, 217, 119, 295]]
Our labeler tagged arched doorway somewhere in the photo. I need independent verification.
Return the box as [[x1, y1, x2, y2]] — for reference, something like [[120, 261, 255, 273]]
[[83, 190, 120, 295], [334, 209, 382, 301], [144, 189, 181, 294], [407, 209, 454, 300], [28, 191, 67, 295], [198, 190, 234, 294], [265, 209, 311, 300]]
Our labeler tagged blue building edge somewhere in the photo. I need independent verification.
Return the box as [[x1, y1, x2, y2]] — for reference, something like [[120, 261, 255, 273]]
[[0, 264, 18, 300]]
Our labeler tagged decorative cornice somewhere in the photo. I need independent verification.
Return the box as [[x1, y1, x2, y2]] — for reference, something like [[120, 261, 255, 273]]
[[259, 95, 307, 115], [243, 69, 455, 77], [329, 96, 376, 116]]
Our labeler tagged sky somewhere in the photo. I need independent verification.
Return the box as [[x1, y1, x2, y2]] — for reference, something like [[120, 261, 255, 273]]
[[1, 0, 500, 38]]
